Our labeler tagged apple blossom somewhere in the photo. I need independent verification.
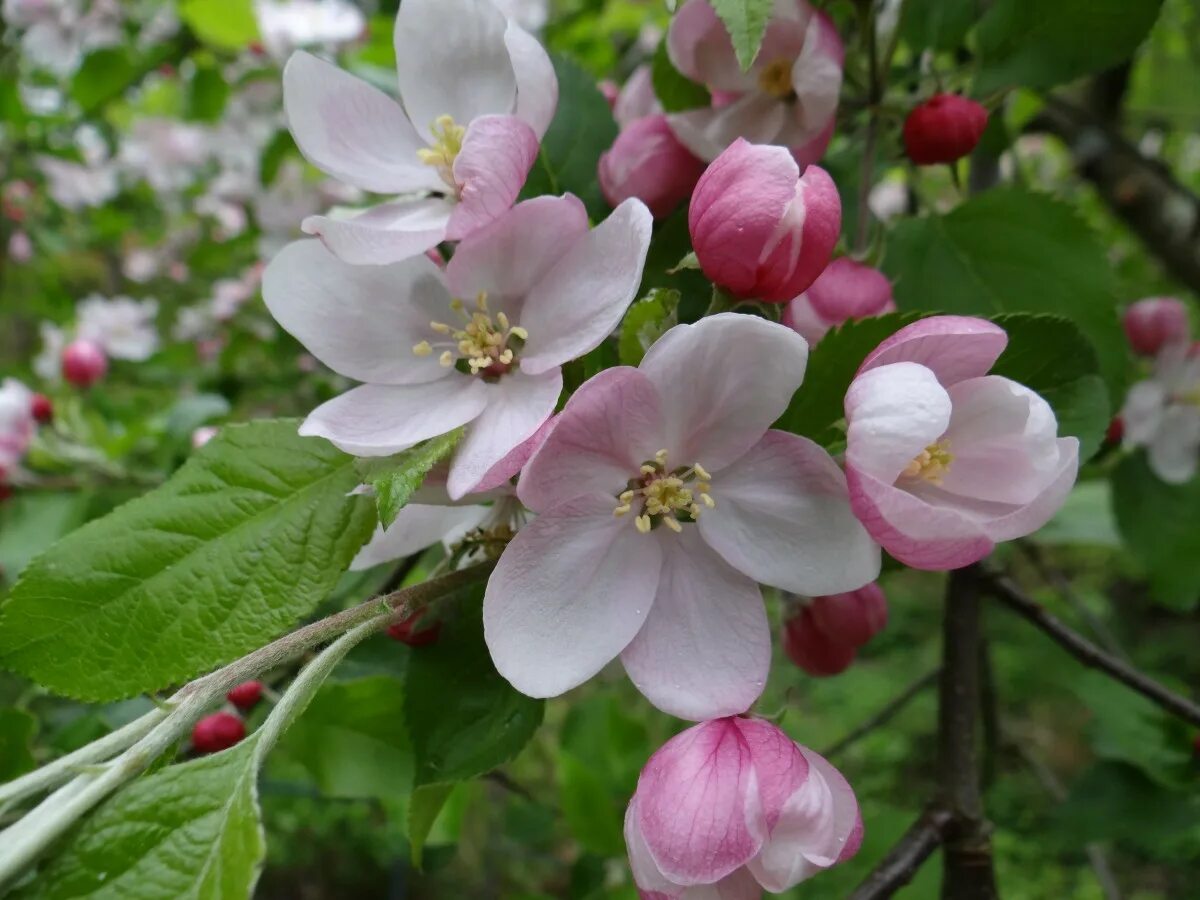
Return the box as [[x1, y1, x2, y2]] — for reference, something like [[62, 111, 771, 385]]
[[265, 194, 652, 499], [61, 339, 108, 388], [844, 316, 1080, 570], [283, 0, 558, 264], [783, 258, 896, 345], [484, 314, 879, 720], [1123, 297, 1190, 357], [33, 322, 67, 382], [783, 583, 888, 677], [4, 0, 123, 77], [254, 0, 366, 61], [625, 716, 862, 897], [1121, 341, 1200, 484], [665, 0, 843, 165], [76, 295, 160, 361], [0, 379, 36, 476], [493, 0, 549, 33], [690, 139, 840, 303], [118, 118, 212, 193], [36, 150, 118, 211], [902, 94, 989, 166]]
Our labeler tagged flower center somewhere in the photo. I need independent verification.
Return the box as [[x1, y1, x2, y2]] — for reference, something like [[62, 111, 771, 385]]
[[416, 114, 466, 189], [412, 292, 527, 379], [900, 440, 954, 485], [613, 449, 715, 534], [757, 58, 795, 99]]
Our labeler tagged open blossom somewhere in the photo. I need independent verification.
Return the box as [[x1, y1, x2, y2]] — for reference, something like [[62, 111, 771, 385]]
[[783, 258, 896, 345], [1121, 341, 1200, 484], [0, 379, 36, 478], [254, 0, 366, 60], [118, 118, 212, 193], [625, 717, 862, 898], [484, 314, 879, 720], [690, 140, 840, 303], [77, 295, 160, 361], [283, 0, 558, 264], [36, 126, 118, 211], [5, 0, 123, 77], [782, 583, 888, 677], [265, 195, 651, 499], [666, 0, 843, 164], [844, 316, 1080, 570]]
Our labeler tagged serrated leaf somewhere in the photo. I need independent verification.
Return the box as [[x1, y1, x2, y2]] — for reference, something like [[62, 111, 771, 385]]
[[404, 590, 543, 786], [356, 430, 462, 529], [408, 783, 454, 869], [179, 0, 260, 50], [0, 420, 376, 701], [619, 289, 680, 366], [15, 740, 266, 900], [710, 0, 775, 71], [651, 40, 711, 112]]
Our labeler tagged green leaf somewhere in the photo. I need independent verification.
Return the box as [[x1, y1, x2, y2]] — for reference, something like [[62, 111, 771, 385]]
[[520, 54, 618, 219], [15, 740, 266, 900], [185, 63, 229, 122], [405, 592, 544, 786], [900, 0, 980, 51], [179, 0, 260, 50], [163, 393, 230, 439], [976, 0, 1164, 93], [651, 40, 711, 112], [988, 314, 1110, 461], [558, 752, 625, 856], [710, 0, 775, 71], [0, 492, 90, 585], [1112, 452, 1200, 610], [0, 420, 376, 701], [258, 130, 297, 187], [774, 313, 921, 446], [883, 188, 1126, 395], [408, 783, 455, 869], [271, 676, 414, 799], [619, 289, 680, 366], [71, 50, 135, 113], [0, 708, 37, 781], [356, 430, 463, 529]]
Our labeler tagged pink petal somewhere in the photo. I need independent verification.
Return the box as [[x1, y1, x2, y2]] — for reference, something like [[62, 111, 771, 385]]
[[445, 114, 540, 241], [519, 198, 653, 374], [483, 493, 662, 698], [299, 378, 490, 457], [621, 528, 770, 720], [283, 52, 439, 194], [773, 11, 842, 151], [446, 368, 562, 500], [781, 294, 832, 346], [504, 20, 558, 138], [350, 505, 489, 570], [518, 367, 665, 514], [301, 197, 453, 266], [626, 798, 681, 895], [666, 0, 751, 92], [615, 65, 659, 127], [669, 94, 787, 164], [731, 718, 809, 830], [788, 116, 836, 169], [982, 437, 1080, 541], [858, 315, 1008, 387], [640, 314, 809, 472], [698, 430, 881, 595], [472, 415, 556, 494]]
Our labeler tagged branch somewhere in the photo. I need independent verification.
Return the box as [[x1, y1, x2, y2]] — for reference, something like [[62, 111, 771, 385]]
[[981, 568, 1200, 729], [822, 668, 939, 760], [848, 806, 954, 900]]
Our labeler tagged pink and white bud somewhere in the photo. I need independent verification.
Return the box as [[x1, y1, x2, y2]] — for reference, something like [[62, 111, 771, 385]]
[[8, 230, 32, 263], [61, 339, 109, 388], [783, 584, 888, 677], [844, 316, 1080, 570], [600, 115, 707, 219], [0, 379, 36, 475], [625, 717, 862, 897], [784, 258, 896, 345], [1123, 297, 1190, 357], [689, 140, 841, 303]]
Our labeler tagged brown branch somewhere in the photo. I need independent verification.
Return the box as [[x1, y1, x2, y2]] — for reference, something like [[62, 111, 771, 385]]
[[822, 668, 939, 760], [848, 806, 955, 900], [981, 568, 1200, 729]]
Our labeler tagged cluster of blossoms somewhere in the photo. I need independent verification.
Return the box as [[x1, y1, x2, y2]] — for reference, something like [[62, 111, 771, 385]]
[[34, 295, 160, 388], [255, 0, 1078, 894]]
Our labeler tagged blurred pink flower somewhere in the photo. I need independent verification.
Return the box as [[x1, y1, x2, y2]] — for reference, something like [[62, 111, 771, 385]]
[[783, 258, 896, 345], [1122, 297, 1190, 357]]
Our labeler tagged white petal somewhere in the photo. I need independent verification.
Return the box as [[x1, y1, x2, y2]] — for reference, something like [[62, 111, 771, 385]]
[[844, 362, 952, 484], [301, 197, 453, 266], [1148, 408, 1200, 484], [504, 20, 558, 138], [668, 94, 786, 163], [350, 505, 489, 570]]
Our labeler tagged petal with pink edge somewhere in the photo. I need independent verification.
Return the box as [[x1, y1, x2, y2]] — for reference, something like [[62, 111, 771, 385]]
[[445, 115, 539, 242], [394, 0, 516, 143], [519, 199, 654, 374], [300, 378, 490, 458], [621, 528, 770, 721], [350, 505, 489, 571], [699, 430, 881, 597], [472, 416, 555, 494], [666, 0, 752, 93], [446, 368, 562, 500], [262, 239, 451, 386], [504, 22, 558, 138], [668, 94, 786, 163], [858, 315, 1007, 386], [983, 437, 1080, 541], [483, 492, 662, 698], [625, 799, 679, 895], [283, 52, 441, 194], [639, 314, 809, 472], [731, 717, 809, 830], [518, 367, 665, 514], [301, 197, 453, 266]]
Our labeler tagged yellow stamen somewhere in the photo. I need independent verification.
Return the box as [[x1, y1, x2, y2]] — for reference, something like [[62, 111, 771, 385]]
[[416, 114, 467, 187], [757, 58, 795, 99], [439, 351, 454, 367], [901, 441, 954, 485], [412, 340, 433, 357], [635, 515, 652, 534], [615, 450, 716, 535]]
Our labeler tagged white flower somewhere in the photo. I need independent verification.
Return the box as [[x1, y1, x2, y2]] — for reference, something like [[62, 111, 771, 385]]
[[118, 119, 213, 193], [0, 379, 36, 475], [33, 322, 67, 381], [254, 0, 366, 60], [76, 295, 160, 361], [1122, 342, 1200, 484]]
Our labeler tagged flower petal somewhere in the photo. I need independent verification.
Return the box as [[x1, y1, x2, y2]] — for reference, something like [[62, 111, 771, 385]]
[[625, 798, 680, 895], [283, 51, 440, 193], [983, 437, 1080, 540], [731, 717, 809, 830], [300, 378, 490, 457], [519, 198, 653, 374], [858, 315, 1007, 387], [472, 415, 555, 494], [483, 492, 662, 698], [668, 93, 787, 163], [699, 430, 881, 595], [350, 505, 489, 571], [844, 362, 952, 484], [666, 0, 751, 92], [504, 20, 558, 138], [446, 368, 562, 500], [621, 528, 769, 720], [394, 0, 516, 143], [262, 239, 452, 385], [639, 314, 809, 472], [518, 367, 665, 513], [445, 114, 540, 241], [301, 197, 453, 266], [1148, 409, 1200, 484]]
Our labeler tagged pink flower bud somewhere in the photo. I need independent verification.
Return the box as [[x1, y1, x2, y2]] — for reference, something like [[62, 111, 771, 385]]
[[783, 607, 858, 676], [626, 717, 862, 894], [60, 339, 108, 388], [226, 680, 264, 710], [1123, 297, 1190, 356], [784, 258, 896, 345], [783, 584, 888, 677], [903, 94, 989, 165], [192, 712, 245, 753], [31, 393, 53, 424], [689, 139, 841, 302], [599, 114, 707, 219]]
